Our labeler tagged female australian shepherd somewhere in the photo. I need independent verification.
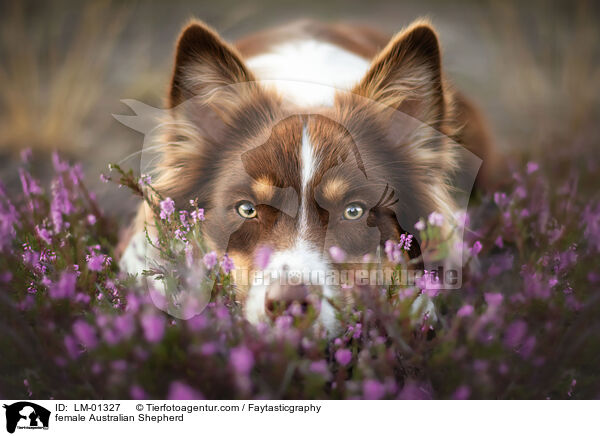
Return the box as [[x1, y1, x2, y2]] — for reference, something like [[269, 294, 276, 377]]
[[120, 18, 497, 333]]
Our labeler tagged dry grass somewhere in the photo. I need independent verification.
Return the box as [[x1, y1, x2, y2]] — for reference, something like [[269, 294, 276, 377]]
[[0, 1, 129, 152], [483, 1, 600, 152]]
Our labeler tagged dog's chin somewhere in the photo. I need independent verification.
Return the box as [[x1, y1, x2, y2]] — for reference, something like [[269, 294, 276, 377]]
[[244, 284, 342, 338]]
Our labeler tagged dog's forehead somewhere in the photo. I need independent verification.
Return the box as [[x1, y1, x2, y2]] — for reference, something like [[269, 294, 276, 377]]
[[239, 115, 302, 188], [237, 115, 353, 184]]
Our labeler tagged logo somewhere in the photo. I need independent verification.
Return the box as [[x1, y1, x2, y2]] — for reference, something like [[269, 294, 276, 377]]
[[3, 402, 50, 434]]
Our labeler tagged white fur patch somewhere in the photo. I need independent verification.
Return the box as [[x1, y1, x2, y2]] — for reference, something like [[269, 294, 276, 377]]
[[119, 231, 149, 277], [244, 240, 339, 335], [301, 126, 316, 192], [244, 127, 339, 335], [246, 39, 370, 106], [299, 126, 317, 235]]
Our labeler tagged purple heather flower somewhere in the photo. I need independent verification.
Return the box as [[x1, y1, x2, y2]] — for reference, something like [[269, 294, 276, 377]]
[[75, 293, 90, 304], [179, 210, 188, 227], [254, 245, 273, 269], [167, 381, 204, 400], [174, 228, 186, 241], [567, 379, 577, 397], [113, 314, 136, 341], [35, 226, 52, 245], [22, 245, 40, 268], [141, 313, 166, 343], [494, 192, 508, 207], [397, 381, 432, 400], [20, 148, 32, 163], [275, 315, 293, 330], [453, 210, 470, 229], [87, 214, 96, 225], [130, 385, 148, 400], [504, 320, 527, 349], [52, 152, 69, 172], [335, 348, 352, 366], [191, 207, 205, 222], [0, 271, 12, 283], [404, 234, 413, 250], [582, 202, 600, 253], [203, 251, 218, 269], [384, 240, 396, 261], [50, 177, 73, 233], [384, 240, 405, 263], [230, 346, 255, 375], [51, 177, 74, 214], [200, 342, 217, 355], [308, 360, 329, 377], [428, 211, 444, 227], [49, 271, 76, 299], [471, 240, 482, 256], [100, 173, 109, 183], [329, 246, 346, 263], [138, 174, 151, 186], [187, 314, 208, 332], [72, 320, 97, 349], [70, 163, 83, 185], [91, 363, 102, 375], [50, 208, 63, 234], [414, 219, 425, 231], [19, 168, 42, 197], [363, 380, 386, 400], [452, 385, 471, 400], [473, 359, 489, 373], [63, 335, 80, 359], [457, 304, 474, 318], [526, 161, 539, 174], [159, 197, 175, 220], [520, 336, 537, 358], [484, 292, 504, 307], [221, 254, 235, 274], [111, 360, 127, 372], [86, 253, 106, 271]]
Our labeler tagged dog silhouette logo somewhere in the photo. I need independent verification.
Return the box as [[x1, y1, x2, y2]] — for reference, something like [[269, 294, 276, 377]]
[[3, 402, 50, 433]]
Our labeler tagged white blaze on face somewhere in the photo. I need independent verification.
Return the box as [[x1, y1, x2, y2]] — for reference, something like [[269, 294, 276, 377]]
[[299, 126, 316, 234], [244, 124, 340, 334]]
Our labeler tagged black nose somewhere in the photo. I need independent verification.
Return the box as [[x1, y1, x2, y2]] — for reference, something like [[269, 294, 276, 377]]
[[264, 283, 318, 320]]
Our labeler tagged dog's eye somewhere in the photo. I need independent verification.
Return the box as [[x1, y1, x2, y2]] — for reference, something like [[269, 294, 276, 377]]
[[343, 203, 364, 220], [236, 201, 257, 219]]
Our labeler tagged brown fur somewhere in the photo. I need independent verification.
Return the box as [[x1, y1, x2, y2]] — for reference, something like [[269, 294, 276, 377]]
[[120, 19, 499, 300]]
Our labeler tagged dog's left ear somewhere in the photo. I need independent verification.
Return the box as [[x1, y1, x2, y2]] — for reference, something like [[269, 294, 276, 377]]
[[352, 20, 445, 128]]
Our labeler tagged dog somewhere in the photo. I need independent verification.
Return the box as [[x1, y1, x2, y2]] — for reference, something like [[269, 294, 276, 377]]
[[119, 18, 497, 334]]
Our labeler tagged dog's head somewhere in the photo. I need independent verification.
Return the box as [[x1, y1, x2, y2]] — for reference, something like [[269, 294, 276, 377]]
[[150, 20, 460, 334]]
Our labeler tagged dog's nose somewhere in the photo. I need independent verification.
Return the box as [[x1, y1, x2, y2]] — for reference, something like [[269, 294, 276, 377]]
[[264, 283, 318, 320]]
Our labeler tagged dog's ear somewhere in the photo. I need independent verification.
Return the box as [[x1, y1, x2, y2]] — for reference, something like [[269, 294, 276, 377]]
[[169, 21, 255, 108], [352, 20, 445, 127]]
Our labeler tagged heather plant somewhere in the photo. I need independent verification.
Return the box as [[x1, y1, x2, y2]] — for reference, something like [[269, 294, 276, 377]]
[[1, 151, 599, 400]]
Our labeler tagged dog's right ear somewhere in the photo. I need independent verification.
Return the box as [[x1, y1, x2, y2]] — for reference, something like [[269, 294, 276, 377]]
[[169, 21, 255, 108]]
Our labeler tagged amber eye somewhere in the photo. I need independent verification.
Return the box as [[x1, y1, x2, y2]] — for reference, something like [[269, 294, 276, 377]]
[[236, 201, 257, 219], [343, 203, 364, 220]]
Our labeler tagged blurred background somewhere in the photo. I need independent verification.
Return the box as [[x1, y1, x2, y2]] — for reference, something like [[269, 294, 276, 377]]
[[0, 0, 598, 221]]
